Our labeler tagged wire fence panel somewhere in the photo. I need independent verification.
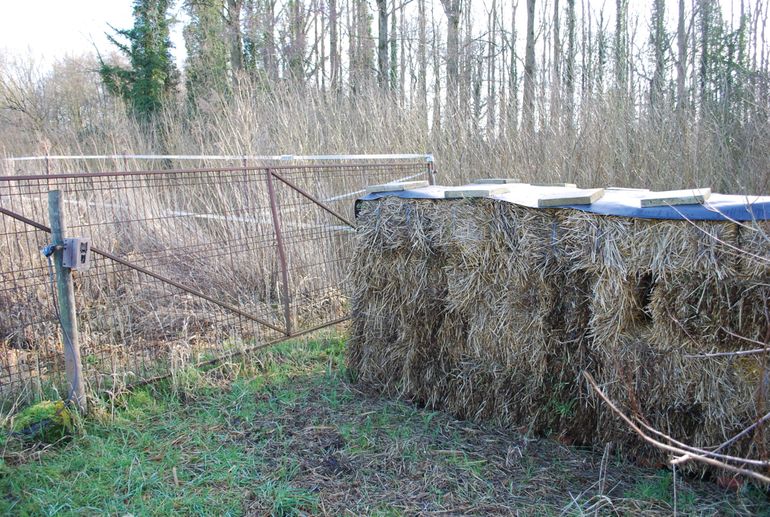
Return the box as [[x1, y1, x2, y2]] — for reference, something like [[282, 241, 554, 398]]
[[0, 159, 431, 402]]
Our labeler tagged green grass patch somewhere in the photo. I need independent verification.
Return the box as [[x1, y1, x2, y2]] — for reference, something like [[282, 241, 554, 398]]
[[625, 469, 696, 511], [1, 333, 765, 516]]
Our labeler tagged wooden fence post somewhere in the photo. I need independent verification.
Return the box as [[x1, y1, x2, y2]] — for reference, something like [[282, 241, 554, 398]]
[[47, 190, 87, 412], [426, 155, 437, 185]]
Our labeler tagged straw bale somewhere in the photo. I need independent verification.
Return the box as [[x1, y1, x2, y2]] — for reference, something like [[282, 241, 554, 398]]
[[645, 273, 768, 351], [648, 275, 740, 349], [591, 328, 769, 468], [560, 212, 637, 275], [620, 219, 740, 280], [588, 271, 653, 347], [349, 194, 769, 468], [561, 212, 741, 280], [737, 219, 770, 278]]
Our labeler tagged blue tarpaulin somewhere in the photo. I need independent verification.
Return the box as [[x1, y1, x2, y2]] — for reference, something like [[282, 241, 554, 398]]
[[358, 185, 770, 221]]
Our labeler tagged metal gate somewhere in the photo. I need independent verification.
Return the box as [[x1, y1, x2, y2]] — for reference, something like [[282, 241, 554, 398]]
[[0, 155, 434, 402]]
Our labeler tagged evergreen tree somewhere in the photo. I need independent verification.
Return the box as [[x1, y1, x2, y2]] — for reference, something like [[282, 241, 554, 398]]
[[184, 0, 230, 102], [99, 0, 179, 119]]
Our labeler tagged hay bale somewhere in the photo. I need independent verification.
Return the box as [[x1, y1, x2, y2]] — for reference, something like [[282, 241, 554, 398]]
[[349, 198, 452, 404], [590, 328, 769, 469], [350, 197, 598, 441], [349, 195, 769, 469], [738, 220, 770, 278]]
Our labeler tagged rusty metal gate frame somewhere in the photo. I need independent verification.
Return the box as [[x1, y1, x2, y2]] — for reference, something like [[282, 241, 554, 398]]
[[0, 167, 364, 340], [0, 159, 435, 391]]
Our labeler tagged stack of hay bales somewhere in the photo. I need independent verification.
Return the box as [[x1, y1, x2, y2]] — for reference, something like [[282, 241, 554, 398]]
[[350, 197, 597, 442], [562, 213, 769, 463], [349, 194, 770, 467]]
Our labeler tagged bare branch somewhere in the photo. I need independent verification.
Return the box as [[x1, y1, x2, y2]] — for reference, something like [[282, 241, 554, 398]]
[[583, 371, 770, 484]]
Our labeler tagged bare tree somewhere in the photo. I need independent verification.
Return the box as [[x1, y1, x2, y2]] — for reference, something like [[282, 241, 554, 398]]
[[550, 0, 561, 130], [286, 0, 307, 82], [614, 0, 628, 95], [441, 0, 462, 115], [487, 0, 497, 134], [390, 0, 398, 91], [418, 0, 428, 119], [460, 0, 473, 115], [263, 0, 278, 81], [432, 8, 443, 134], [676, 0, 687, 108], [399, 0, 406, 101], [226, 0, 244, 84], [523, 0, 536, 132], [565, 0, 576, 127], [329, 0, 339, 91], [507, 0, 519, 132], [377, 0, 389, 88], [650, 0, 666, 112]]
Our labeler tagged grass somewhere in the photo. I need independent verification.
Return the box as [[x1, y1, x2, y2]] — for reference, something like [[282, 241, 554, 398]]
[[1, 335, 768, 516]]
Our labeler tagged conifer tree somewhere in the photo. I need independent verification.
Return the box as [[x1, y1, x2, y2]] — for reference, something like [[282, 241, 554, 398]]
[[184, 0, 229, 102], [99, 0, 179, 119]]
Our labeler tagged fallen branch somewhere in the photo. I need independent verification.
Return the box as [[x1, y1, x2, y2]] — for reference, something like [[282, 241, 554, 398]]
[[711, 413, 770, 456], [633, 417, 770, 468], [583, 371, 770, 484]]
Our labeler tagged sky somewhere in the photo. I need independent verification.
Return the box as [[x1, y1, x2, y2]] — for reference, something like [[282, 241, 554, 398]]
[[0, 0, 746, 70], [0, 0, 188, 66]]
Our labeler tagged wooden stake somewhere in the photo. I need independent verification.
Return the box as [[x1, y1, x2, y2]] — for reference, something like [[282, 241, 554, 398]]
[[48, 190, 87, 412]]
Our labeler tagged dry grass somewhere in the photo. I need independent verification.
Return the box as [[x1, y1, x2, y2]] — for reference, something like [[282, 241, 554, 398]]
[[2, 69, 769, 195]]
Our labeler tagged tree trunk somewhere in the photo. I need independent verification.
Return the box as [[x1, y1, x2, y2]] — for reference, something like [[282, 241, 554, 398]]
[[432, 25, 442, 135], [348, 0, 356, 92], [399, 0, 406, 103], [523, 0, 536, 132], [699, 0, 713, 109], [460, 0, 473, 116], [377, 0, 388, 88], [509, 0, 518, 132], [614, 0, 627, 95], [288, 0, 306, 83], [676, 0, 686, 108], [320, 0, 326, 91], [550, 0, 561, 130], [441, 0, 462, 115], [226, 0, 244, 85], [488, 0, 497, 134], [390, 0, 398, 91], [330, 0, 339, 91], [650, 0, 666, 112], [565, 0, 576, 127], [418, 0, 428, 120]]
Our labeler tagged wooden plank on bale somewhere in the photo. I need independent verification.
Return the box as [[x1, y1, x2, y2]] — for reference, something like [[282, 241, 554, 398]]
[[531, 182, 578, 188], [365, 180, 430, 194], [471, 178, 523, 184], [637, 188, 711, 207], [536, 188, 605, 208], [444, 185, 514, 199]]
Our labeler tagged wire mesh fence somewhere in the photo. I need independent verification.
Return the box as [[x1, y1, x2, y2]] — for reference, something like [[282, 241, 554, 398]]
[[0, 157, 433, 403]]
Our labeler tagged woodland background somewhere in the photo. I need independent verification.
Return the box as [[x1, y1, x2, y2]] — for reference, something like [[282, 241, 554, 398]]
[[1, 0, 768, 193]]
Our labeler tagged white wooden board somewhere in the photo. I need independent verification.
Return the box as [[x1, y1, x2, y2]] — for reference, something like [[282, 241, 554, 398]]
[[471, 178, 523, 184], [531, 182, 578, 188], [536, 188, 605, 208], [365, 180, 430, 194], [637, 188, 711, 207], [444, 185, 513, 199]]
